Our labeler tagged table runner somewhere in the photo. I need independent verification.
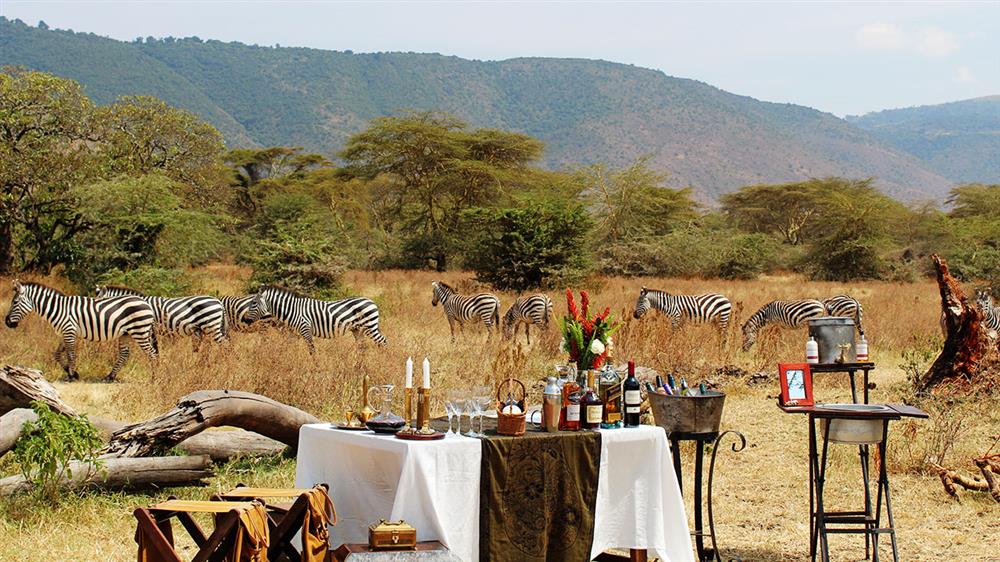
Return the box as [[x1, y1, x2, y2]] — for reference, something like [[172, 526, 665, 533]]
[[479, 430, 601, 562]]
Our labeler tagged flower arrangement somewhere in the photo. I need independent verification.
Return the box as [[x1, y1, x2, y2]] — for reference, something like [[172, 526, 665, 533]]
[[560, 289, 621, 369]]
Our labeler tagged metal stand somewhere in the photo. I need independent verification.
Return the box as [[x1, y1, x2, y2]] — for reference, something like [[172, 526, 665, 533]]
[[670, 430, 746, 562]]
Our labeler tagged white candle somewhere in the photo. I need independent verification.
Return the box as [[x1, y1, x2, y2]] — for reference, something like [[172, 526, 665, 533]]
[[405, 357, 413, 389], [422, 357, 431, 389]]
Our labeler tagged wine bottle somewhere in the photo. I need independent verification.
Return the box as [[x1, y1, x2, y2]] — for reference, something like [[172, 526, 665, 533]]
[[655, 375, 665, 391], [623, 360, 641, 427], [667, 374, 677, 392], [559, 378, 582, 431], [680, 377, 689, 396], [581, 370, 604, 430]]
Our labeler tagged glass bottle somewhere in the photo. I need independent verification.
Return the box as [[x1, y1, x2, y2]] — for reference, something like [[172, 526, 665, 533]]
[[559, 377, 582, 431], [623, 360, 642, 427], [581, 370, 604, 430], [599, 364, 622, 428]]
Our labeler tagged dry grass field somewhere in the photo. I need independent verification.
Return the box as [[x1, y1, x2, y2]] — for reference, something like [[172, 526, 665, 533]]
[[0, 266, 997, 561]]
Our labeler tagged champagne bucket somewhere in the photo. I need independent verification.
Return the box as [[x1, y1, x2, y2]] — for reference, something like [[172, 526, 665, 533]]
[[648, 391, 725, 436], [808, 317, 856, 364]]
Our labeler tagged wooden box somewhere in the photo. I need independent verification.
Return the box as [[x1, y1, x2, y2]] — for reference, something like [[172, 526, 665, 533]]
[[368, 519, 417, 551]]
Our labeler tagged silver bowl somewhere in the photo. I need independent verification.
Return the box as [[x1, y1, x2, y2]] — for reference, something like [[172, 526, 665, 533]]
[[818, 404, 887, 444]]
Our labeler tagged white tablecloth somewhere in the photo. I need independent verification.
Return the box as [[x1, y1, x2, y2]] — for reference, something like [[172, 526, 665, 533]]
[[296, 424, 693, 562]]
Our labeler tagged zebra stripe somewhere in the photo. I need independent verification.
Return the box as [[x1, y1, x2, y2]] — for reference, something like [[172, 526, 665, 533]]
[[502, 294, 553, 344], [822, 294, 865, 335], [96, 286, 228, 348], [220, 295, 260, 331], [248, 285, 387, 353], [633, 287, 732, 330], [976, 290, 999, 337], [5, 281, 158, 381], [431, 281, 500, 341], [741, 299, 826, 351]]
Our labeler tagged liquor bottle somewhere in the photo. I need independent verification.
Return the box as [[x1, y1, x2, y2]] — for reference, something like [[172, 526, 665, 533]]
[[599, 365, 622, 429], [679, 377, 689, 396], [559, 378, 582, 431], [667, 374, 677, 393], [623, 360, 642, 427], [581, 370, 604, 430], [856, 335, 869, 362], [655, 375, 665, 392]]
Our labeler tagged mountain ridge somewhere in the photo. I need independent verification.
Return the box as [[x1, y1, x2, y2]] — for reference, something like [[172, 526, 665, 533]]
[[0, 17, 959, 200]]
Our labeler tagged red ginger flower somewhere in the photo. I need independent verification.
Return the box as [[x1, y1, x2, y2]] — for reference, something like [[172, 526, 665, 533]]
[[566, 289, 580, 320], [581, 291, 590, 319]]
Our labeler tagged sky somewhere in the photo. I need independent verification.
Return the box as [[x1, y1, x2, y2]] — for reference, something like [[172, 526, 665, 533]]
[[2, 1, 998, 117]]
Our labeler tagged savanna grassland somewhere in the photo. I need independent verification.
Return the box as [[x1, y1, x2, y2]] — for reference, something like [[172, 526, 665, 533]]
[[0, 267, 998, 561]]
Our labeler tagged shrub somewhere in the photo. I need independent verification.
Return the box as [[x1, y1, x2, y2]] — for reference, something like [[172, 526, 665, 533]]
[[463, 203, 593, 291], [98, 266, 197, 296], [714, 234, 778, 280], [12, 401, 104, 503]]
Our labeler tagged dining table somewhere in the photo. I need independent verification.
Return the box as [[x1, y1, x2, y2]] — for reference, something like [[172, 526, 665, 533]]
[[295, 422, 695, 562]]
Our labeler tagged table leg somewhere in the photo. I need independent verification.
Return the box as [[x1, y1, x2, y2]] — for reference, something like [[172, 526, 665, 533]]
[[818, 421, 832, 562], [809, 415, 817, 562], [694, 440, 705, 560], [860, 442, 872, 560], [848, 370, 858, 404], [629, 548, 648, 562], [881, 422, 899, 562], [671, 438, 683, 495], [863, 369, 870, 404]]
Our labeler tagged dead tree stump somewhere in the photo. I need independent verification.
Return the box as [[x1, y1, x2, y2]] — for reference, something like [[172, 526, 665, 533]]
[[918, 255, 997, 392], [0, 365, 77, 416]]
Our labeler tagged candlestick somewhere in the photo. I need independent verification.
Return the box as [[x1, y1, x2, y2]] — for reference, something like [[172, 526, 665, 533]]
[[422, 357, 431, 389], [416, 387, 434, 435], [405, 357, 413, 389], [398, 386, 414, 435]]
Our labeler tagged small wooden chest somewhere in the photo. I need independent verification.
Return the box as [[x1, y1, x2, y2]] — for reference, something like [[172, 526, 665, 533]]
[[367, 519, 417, 550]]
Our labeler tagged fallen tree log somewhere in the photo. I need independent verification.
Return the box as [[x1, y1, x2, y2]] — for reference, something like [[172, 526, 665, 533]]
[[0, 365, 76, 416], [918, 255, 998, 392], [0, 408, 37, 457], [104, 390, 319, 458], [0, 455, 213, 496]]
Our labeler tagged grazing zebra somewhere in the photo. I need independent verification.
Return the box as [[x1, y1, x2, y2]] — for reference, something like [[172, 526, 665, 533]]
[[633, 287, 732, 331], [431, 281, 500, 341], [220, 295, 262, 331], [822, 294, 865, 335], [247, 285, 387, 353], [502, 294, 553, 344], [4, 281, 158, 381], [96, 286, 227, 351], [976, 290, 999, 338], [741, 299, 826, 351]]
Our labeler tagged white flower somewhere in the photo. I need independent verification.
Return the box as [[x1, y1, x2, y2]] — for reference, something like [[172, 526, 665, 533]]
[[590, 339, 606, 355]]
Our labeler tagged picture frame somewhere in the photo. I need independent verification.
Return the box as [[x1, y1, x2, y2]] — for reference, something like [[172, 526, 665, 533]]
[[778, 363, 814, 406]]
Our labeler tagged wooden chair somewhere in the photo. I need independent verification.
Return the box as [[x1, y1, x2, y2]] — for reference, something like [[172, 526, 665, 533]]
[[212, 483, 336, 562], [134, 498, 269, 562]]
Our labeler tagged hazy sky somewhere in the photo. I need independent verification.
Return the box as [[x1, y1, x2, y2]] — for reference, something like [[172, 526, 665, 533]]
[[3, 1, 998, 116]]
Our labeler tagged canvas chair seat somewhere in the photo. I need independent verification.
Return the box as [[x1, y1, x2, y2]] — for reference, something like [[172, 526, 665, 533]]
[[135, 498, 270, 562], [212, 483, 336, 562]]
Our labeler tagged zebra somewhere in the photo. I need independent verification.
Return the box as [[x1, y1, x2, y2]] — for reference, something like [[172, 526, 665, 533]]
[[822, 294, 865, 335], [741, 299, 826, 351], [633, 287, 732, 331], [220, 295, 262, 331], [976, 290, 999, 338], [431, 281, 500, 341], [502, 294, 553, 344], [4, 281, 158, 382], [246, 285, 387, 353], [96, 286, 227, 351]]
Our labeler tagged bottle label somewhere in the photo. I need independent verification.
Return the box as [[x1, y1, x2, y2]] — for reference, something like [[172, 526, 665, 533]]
[[624, 390, 641, 405], [626, 406, 640, 414], [586, 405, 603, 424], [566, 404, 580, 422]]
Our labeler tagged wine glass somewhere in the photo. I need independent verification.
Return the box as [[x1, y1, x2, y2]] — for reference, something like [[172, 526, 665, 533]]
[[464, 394, 480, 437], [445, 390, 461, 436], [474, 385, 493, 435]]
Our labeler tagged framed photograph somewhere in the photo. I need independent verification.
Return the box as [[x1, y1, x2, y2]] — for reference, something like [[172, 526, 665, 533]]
[[778, 363, 813, 406]]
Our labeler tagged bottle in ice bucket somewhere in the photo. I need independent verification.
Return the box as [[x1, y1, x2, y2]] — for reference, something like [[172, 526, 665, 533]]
[[581, 370, 604, 430], [806, 336, 819, 364], [856, 335, 869, 362], [623, 360, 641, 427], [542, 377, 562, 432]]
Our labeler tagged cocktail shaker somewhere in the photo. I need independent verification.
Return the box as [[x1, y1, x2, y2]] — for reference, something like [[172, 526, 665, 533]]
[[542, 376, 562, 432]]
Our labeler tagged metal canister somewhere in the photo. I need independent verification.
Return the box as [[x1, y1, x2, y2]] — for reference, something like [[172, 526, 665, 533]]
[[807, 317, 856, 364], [542, 376, 562, 432]]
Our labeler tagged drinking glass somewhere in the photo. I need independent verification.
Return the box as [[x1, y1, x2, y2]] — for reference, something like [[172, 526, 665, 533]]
[[474, 385, 493, 435], [445, 390, 461, 436], [463, 394, 479, 437]]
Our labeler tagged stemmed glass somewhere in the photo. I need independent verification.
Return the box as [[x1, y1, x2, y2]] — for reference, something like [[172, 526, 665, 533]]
[[474, 385, 493, 436], [463, 392, 479, 437], [445, 390, 462, 436]]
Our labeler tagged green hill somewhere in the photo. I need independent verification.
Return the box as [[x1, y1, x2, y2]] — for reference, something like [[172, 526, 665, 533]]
[[848, 96, 1000, 184], [0, 17, 956, 200]]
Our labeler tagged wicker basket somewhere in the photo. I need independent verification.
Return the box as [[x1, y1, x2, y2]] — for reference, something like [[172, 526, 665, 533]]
[[496, 379, 527, 436]]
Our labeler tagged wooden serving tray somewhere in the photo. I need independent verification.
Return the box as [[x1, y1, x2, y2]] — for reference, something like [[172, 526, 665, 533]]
[[395, 430, 445, 441]]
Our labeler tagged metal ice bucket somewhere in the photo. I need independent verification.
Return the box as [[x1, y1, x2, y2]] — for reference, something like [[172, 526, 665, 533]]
[[808, 317, 856, 364], [818, 404, 889, 444], [648, 391, 725, 436]]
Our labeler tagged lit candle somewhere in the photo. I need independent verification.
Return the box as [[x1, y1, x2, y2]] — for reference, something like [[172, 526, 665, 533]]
[[405, 357, 413, 389], [422, 357, 431, 389]]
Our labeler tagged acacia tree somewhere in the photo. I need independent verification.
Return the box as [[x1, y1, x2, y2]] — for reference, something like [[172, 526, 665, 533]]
[[719, 180, 834, 245], [0, 67, 97, 272], [339, 111, 543, 270], [224, 146, 330, 215]]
